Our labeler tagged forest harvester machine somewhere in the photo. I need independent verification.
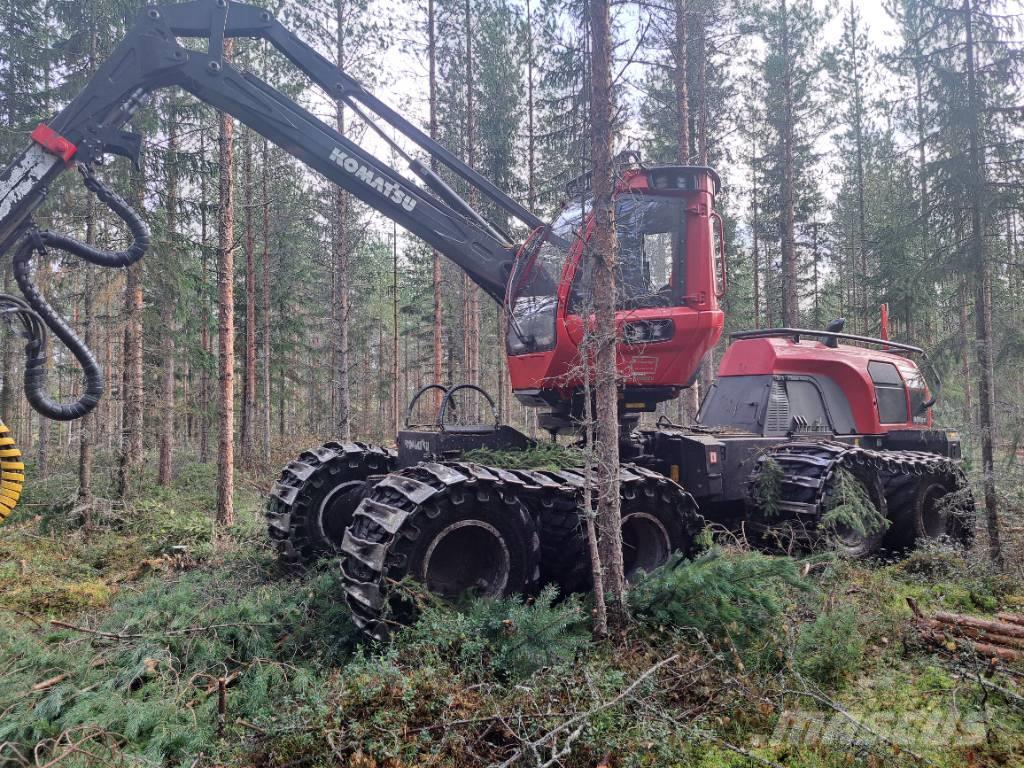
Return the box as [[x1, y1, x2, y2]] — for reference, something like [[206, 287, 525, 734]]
[[0, 0, 973, 635]]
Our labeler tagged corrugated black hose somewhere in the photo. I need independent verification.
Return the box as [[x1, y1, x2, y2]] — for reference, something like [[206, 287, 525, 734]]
[[8, 164, 150, 421]]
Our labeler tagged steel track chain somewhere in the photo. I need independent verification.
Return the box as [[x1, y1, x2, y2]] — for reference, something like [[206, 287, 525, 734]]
[[266, 440, 396, 562], [749, 439, 970, 531]]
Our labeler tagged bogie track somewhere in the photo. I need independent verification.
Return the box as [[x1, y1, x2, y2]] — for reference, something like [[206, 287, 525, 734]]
[[749, 440, 973, 556], [339, 462, 543, 638], [337, 461, 702, 636]]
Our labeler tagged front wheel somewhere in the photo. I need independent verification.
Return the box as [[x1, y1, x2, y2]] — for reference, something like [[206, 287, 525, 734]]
[[340, 463, 541, 638], [266, 441, 394, 563]]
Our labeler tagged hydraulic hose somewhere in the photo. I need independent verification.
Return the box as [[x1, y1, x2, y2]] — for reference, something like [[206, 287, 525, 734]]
[[6, 164, 150, 421], [12, 235, 104, 421], [37, 165, 151, 268]]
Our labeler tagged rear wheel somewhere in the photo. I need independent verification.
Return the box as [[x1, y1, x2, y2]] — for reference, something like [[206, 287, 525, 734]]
[[340, 463, 541, 638], [822, 463, 887, 558]]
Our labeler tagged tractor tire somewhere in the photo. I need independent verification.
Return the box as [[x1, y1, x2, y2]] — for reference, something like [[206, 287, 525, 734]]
[[822, 462, 887, 559], [533, 465, 701, 595], [880, 472, 918, 551], [529, 487, 587, 593], [339, 462, 541, 638], [886, 472, 975, 550], [266, 441, 395, 564]]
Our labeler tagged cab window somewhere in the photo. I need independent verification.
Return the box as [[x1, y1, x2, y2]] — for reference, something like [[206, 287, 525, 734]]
[[507, 201, 587, 355], [569, 195, 687, 312], [903, 367, 930, 424], [868, 361, 908, 424]]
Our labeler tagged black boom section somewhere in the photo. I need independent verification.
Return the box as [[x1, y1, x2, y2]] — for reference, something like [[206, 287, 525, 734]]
[[171, 57, 514, 301], [0, 0, 531, 302]]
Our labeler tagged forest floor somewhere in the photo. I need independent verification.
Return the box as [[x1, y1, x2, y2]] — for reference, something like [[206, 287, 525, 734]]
[[2, 450, 1024, 767]]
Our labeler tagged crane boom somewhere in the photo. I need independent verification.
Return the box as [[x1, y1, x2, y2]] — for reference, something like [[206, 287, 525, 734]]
[[0, 0, 538, 303]]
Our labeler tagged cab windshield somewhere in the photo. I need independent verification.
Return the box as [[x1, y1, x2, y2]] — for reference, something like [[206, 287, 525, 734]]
[[506, 200, 588, 355], [569, 195, 687, 311], [506, 194, 688, 355]]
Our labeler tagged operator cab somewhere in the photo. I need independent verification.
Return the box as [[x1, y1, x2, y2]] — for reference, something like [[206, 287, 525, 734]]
[[505, 160, 726, 433]]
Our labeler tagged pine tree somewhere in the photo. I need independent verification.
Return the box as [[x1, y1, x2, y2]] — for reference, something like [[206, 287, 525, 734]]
[[589, 0, 627, 630], [216, 39, 236, 529], [743, 0, 826, 327]]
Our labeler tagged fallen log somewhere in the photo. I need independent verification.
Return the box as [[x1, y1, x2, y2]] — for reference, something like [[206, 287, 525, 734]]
[[996, 612, 1024, 628], [917, 618, 1024, 651], [31, 673, 68, 692], [931, 611, 1024, 640], [917, 626, 1022, 662]]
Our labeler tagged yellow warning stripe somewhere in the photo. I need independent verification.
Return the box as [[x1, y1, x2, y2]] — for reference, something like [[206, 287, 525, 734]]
[[0, 419, 21, 525]]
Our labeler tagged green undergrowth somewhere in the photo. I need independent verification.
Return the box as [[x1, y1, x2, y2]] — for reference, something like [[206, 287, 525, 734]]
[[1, 458, 261, 618], [2, 456, 1023, 767], [821, 468, 890, 540], [630, 547, 809, 669]]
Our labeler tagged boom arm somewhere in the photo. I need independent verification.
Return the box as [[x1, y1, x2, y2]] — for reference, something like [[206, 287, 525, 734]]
[[0, 0, 541, 303]]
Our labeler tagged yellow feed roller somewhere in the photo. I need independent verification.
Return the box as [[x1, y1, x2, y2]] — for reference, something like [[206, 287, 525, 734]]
[[0, 419, 23, 524]]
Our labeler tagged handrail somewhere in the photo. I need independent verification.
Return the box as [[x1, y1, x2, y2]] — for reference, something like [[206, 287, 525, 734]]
[[729, 328, 924, 355], [730, 327, 942, 411]]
